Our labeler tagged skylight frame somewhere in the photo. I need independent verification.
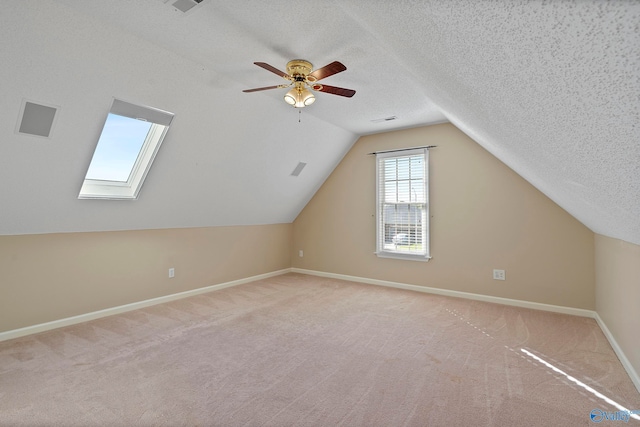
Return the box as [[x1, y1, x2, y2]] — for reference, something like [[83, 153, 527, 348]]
[[78, 99, 174, 200]]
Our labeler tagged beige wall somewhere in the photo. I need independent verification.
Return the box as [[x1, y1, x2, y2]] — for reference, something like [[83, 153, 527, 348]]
[[1, 124, 635, 383], [0, 224, 292, 332], [292, 123, 595, 309], [595, 234, 640, 382]]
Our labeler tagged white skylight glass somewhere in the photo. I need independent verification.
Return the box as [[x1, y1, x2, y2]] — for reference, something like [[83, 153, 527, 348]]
[[85, 114, 153, 182], [79, 99, 174, 200]]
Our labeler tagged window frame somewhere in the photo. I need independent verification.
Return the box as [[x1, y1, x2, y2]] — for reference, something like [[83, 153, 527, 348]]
[[375, 147, 431, 261], [78, 99, 174, 200]]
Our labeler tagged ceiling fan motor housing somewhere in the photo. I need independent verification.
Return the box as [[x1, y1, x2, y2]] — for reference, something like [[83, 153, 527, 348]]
[[286, 60, 315, 81]]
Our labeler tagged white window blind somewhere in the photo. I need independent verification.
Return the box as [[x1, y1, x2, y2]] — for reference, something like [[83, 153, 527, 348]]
[[376, 148, 430, 261]]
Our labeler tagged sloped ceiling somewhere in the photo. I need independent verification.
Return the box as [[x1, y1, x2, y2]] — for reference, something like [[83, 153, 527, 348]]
[[1, 1, 638, 246]]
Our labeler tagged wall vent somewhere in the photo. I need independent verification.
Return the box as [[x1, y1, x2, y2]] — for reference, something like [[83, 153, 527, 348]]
[[172, 0, 204, 13], [16, 100, 59, 138], [291, 162, 307, 177], [371, 116, 398, 123]]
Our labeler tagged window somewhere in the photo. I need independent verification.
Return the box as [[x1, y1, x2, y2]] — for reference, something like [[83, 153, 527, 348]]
[[376, 148, 430, 261], [79, 99, 174, 200]]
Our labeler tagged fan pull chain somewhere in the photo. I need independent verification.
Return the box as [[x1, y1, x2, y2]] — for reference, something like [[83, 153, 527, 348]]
[[299, 109, 301, 123]]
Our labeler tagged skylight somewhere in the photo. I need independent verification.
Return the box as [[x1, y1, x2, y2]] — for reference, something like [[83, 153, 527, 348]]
[[85, 114, 153, 182], [79, 99, 174, 200]]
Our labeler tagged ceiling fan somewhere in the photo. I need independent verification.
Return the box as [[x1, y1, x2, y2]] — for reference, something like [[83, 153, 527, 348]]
[[243, 60, 356, 108]]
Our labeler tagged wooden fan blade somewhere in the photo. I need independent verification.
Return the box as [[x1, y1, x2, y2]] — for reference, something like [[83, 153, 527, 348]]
[[314, 84, 356, 98], [243, 85, 284, 93], [254, 62, 289, 79], [309, 61, 346, 81]]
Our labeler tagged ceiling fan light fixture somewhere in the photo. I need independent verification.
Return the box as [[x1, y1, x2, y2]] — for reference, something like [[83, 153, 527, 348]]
[[302, 89, 315, 106], [284, 89, 297, 106], [284, 87, 315, 108]]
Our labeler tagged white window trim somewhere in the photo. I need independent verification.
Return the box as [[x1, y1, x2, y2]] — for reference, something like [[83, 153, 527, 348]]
[[375, 148, 431, 262], [78, 99, 174, 200]]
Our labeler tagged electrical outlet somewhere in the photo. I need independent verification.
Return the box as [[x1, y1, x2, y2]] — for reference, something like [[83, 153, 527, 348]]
[[169, 268, 175, 278], [493, 269, 505, 281], [299, 250, 304, 257]]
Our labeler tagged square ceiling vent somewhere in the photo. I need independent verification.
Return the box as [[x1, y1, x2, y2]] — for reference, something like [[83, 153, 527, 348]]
[[16, 99, 60, 138]]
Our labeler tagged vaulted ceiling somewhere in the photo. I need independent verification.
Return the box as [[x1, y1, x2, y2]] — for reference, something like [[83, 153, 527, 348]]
[[1, 0, 639, 246]]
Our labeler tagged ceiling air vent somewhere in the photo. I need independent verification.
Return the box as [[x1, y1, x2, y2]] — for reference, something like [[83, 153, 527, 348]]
[[172, 0, 203, 13], [16, 100, 59, 138], [291, 162, 307, 177], [370, 116, 398, 123]]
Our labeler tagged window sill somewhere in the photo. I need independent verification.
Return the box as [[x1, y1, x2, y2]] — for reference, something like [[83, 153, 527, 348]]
[[375, 252, 432, 262]]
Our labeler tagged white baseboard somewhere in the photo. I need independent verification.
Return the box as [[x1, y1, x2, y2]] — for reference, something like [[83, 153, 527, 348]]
[[0, 268, 292, 343], [292, 268, 640, 394], [594, 313, 640, 394], [292, 268, 596, 318], [3, 267, 638, 395]]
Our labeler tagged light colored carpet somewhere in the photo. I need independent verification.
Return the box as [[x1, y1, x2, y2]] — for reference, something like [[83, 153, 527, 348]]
[[1, 273, 638, 426]]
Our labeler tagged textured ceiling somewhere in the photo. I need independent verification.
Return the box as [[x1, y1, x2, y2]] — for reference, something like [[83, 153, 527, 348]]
[[1, 0, 638, 246]]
